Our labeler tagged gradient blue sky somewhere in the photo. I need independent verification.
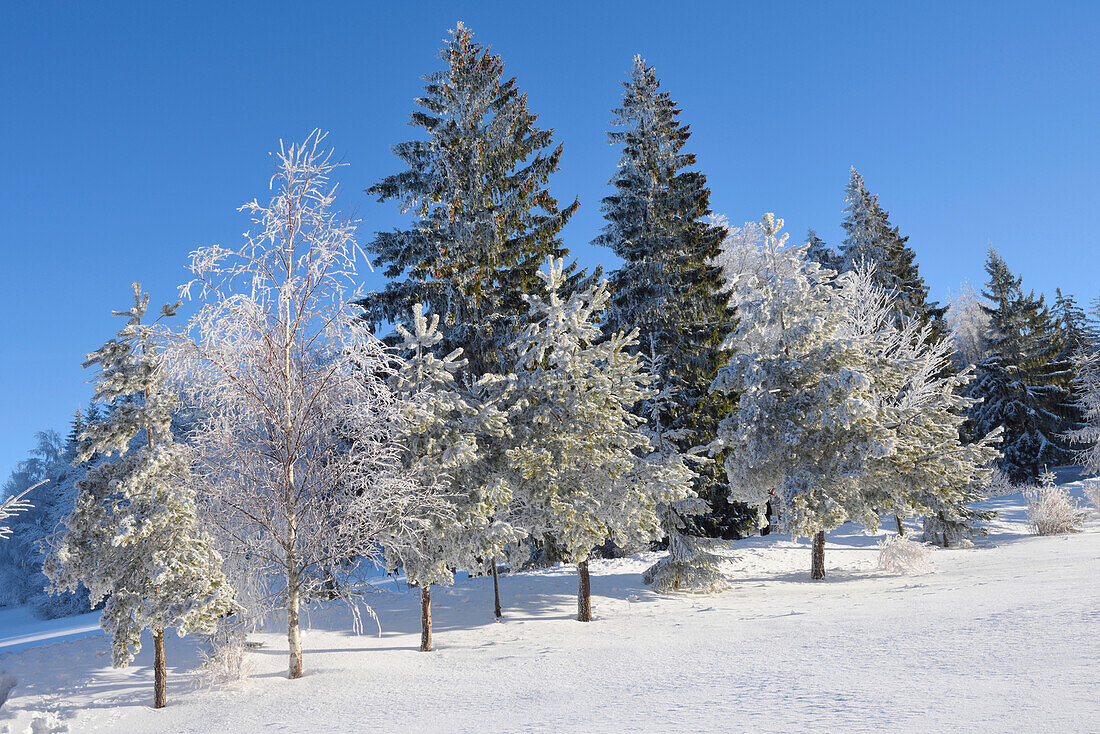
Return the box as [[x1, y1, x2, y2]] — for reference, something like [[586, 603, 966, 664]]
[[2, 1, 1098, 476]]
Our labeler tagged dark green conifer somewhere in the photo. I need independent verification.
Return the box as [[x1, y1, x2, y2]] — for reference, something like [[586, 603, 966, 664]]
[[594, 56, 749, 537]]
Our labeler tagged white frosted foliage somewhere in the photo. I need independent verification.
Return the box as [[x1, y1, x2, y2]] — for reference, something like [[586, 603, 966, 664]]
[[45, 284, 238, 669], [507, 259, 696, 565]]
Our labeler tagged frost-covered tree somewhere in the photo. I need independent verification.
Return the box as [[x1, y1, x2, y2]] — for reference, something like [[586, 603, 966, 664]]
[[593, 57, 741, 536], [384, 305, 522, 650], [968, 247, 1071, 480], [45, 284, 239, 709], [360, 23, 583, 377], [840, 266, 1001, 546], [711, 214, 893, 579], [1067, 349, 1100, 475], [837, 168, 945, 339], [173, 133, 431, 680], [803, 227, 837, 270], [507, 260, 695, 620], [0, 430, 89, 619], [947, 280, 991, 368]]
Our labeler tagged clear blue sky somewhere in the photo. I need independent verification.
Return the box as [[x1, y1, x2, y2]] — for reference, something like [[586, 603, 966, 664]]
[[2, 1, 1098, 476]]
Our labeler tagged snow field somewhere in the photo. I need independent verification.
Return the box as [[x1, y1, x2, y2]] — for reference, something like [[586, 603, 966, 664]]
[[1, 484, 1097, 733]]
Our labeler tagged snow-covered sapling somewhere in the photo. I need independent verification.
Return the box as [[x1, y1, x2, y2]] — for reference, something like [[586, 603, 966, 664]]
[[507, 260, 695, 620], [384, 304, 522, 651], [1066, 349, 1100, 476], [876, 534, 932, 575], [45, 284, 239, 709], [639, 342, 727, 594]]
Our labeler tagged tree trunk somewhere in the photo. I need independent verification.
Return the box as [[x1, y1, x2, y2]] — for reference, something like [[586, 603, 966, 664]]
[[490, 560, 502, 620], [287, 579, 303, 679], [577, 559, 592, 622], [762, 500, 773, 536], [894, 514, 905, 536], [153, 626, 166, 709], [420, 585, 433, 652], [939, 511, 950, 548], [811, 530, 826, 580]]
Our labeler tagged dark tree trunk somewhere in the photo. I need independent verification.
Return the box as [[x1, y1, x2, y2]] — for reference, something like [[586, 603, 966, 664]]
[[762, 500, 773, 536], [577, 559, 592, 622], [420, 585, 432, 652], [490, 560, 502, 620], [939, 511, 950, 548], [811, 530, 826, 580], [153, 626, 167, 709], [894, 514, 905, 536]]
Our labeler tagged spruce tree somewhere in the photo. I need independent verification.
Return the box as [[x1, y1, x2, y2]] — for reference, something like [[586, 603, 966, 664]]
[[507, 259, 695, 620], [803, 227, 837, 269], [1066, 349, 1100, 475], [594, 56, 746, 538], [837, 168, 945, 338], [639, 344, 729, 593], [967, 248, 1072, 480], [45, 284, 239, 709], [360, 23, 582, 377]]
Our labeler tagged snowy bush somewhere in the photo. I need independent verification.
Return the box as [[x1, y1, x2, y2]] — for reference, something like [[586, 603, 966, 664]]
[[1025, 475, 1087, 536], [877, 534, 932, 574], [194, 623, 253, 689]]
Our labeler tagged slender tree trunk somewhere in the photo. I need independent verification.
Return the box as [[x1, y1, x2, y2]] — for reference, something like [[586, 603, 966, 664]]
[[811, 530, 826, 580], [287, 574, 303, 679], [153, 626, 166, 709], [762, 500, 773, 536], [939, 511, 950, 548], [490, 560, 502, 620], [577, 559, 592, 622], [420, 585, 433, 652], [894, 514, 905, 536]]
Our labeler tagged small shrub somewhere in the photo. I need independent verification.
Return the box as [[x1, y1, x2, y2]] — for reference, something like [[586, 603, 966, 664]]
[[1025, 478, 1087, 536], [1082, 478, 1100, 512], [194, 623, 253, 689], [877, 534, 932, 574]]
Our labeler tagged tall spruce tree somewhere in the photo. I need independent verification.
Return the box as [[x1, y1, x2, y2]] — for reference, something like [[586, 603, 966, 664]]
[[967, 247, 1072, 480], [836, 168, 945, 338], [360, 23, 583, 376], [594, 56, 747, 537]]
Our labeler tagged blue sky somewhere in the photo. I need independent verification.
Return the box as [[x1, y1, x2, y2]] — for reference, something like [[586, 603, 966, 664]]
[[1, 1, 1098, 476]]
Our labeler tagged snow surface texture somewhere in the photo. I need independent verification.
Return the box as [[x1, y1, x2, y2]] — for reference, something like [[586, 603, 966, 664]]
[[1, 481, 1098, 733]]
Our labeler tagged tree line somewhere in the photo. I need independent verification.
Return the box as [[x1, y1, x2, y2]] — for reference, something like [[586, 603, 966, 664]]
[[2, 22, 1099, 708]]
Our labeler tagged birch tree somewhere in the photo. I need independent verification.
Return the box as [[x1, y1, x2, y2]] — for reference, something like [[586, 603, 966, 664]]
[[173, 132, 430, 680]]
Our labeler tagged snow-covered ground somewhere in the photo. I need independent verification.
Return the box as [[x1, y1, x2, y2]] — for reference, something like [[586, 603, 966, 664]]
[[2, 480, 1098, 733]]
